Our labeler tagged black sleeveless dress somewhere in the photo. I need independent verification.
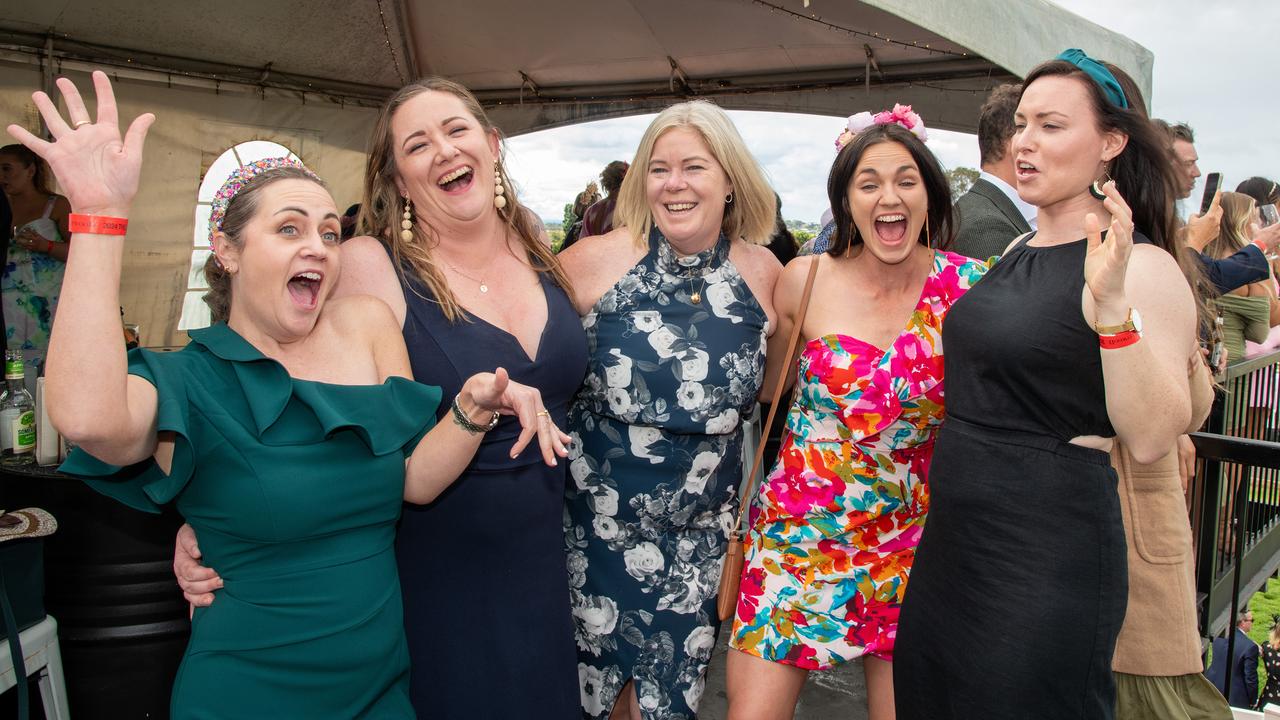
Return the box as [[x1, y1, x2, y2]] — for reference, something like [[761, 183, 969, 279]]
[[391, 255, 587, 719], [895, 233, 1142, 720]]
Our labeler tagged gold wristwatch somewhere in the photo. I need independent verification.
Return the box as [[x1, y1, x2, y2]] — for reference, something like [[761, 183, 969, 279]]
[[1094, 307, 1142, 335]]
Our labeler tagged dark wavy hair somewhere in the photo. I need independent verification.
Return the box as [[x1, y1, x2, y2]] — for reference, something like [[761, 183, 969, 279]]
[[1237, 176, 1279, 207], [1021, 59, 1210, 330], [825, 123, 954, 257], [1020, 60, 1179, 253], [0, 144, 54, 196]]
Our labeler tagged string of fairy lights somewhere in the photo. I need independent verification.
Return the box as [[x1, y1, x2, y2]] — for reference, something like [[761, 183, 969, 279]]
[[374, 0, 407, 86], [749, 0, 969, 58]]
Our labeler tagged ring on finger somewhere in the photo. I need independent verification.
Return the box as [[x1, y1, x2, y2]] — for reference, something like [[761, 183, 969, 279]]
[[536, 410, 551, 418], [72, 119, 91, 129]]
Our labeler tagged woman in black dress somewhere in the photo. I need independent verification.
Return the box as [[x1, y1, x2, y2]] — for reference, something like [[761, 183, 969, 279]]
[[894, 50, 1206, 719]]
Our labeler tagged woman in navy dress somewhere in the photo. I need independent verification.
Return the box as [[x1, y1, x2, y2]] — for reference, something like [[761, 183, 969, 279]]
[[559, 101, 781, 719], [177, 77, 584, 718]]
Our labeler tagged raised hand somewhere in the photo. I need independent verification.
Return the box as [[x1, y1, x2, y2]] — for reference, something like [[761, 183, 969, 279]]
[[5, 70, 154, 217], [1252, 220, 1280, 256], [1084, 180, 1134, 310], [463, 368, 571, 466], [1185, 190, 1222, 253]]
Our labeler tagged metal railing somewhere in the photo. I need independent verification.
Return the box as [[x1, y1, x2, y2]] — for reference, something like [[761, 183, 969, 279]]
[[1191, 348, 1280, 696]]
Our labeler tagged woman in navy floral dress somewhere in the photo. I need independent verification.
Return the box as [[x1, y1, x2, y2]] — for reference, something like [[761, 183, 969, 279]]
[[560, 100, 781, 719]]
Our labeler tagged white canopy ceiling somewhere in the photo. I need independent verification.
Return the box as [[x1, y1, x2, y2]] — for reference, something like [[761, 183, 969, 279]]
[[0, 0, 1151, 134]]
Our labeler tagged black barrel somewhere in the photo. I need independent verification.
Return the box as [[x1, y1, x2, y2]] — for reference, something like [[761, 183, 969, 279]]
[[0, 463, 189, 719]]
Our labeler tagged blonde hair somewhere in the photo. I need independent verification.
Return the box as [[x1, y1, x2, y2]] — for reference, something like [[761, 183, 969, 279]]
[[357, 77, 572, 322], [614, 100, 775, 248], [1271, 623, 1280, 651], [1207, 191, 1257, 260]]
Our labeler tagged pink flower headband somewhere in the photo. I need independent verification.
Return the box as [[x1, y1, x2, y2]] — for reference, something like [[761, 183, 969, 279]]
[[208, 156, 321, 245], [834, 104, 929, 150]]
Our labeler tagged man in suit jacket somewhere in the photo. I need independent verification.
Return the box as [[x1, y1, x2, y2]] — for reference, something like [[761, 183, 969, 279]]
[[953, 84, 1035, 259], [1205, 611, 1260, 708]]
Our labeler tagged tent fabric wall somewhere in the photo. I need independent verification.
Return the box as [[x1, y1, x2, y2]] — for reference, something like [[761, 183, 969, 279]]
[[0, 64, 378, 348]]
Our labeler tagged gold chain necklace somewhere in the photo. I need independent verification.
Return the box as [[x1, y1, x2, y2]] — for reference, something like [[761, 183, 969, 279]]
[[442, 253, 499, 294]]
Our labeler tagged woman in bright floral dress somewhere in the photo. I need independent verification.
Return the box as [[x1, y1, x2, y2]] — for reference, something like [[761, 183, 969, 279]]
[[726, 111, 986, 720]]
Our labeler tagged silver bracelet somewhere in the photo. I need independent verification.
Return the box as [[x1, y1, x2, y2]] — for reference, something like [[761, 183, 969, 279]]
[[451, 394, 500, 434]]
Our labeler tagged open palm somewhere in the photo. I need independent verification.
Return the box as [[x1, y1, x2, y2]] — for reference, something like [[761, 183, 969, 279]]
[[5, 71, 154, 216]]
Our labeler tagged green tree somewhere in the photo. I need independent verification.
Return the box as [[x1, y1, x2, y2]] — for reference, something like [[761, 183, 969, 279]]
[[946, 167, 980, 198]]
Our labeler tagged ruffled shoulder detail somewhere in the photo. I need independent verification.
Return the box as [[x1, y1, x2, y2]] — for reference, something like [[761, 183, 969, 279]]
[[790, 252, 982, 447], [61, 323, 441, 513], [60, 346, 201, 513], [288, 377, 441, 457], [187, 323, 440, 452]]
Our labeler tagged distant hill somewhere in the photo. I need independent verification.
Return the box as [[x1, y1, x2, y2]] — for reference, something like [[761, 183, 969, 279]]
[[786, 219, 823, 233]]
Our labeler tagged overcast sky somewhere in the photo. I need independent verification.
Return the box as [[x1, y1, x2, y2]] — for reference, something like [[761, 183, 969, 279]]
[[504, 0, 1280, 225]]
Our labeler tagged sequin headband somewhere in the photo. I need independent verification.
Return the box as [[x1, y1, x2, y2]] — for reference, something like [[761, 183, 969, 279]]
[[1055, 49, 1129, 110], [835, 104, 928, 151], [208, 156, 321, 244]]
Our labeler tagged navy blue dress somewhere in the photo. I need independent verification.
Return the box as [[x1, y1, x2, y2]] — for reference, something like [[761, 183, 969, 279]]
[[393, 258, 587, 719], [564, 229, 768, 719]]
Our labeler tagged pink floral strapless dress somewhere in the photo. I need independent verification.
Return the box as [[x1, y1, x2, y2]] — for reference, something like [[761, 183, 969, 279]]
[[729, 250, 986, 669]]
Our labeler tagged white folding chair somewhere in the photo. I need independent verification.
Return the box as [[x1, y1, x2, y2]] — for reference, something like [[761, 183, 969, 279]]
[[0, 615, 70, 719]]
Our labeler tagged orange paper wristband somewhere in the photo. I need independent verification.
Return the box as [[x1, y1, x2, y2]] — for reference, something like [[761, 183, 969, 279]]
[[68, 213, 129, 235]]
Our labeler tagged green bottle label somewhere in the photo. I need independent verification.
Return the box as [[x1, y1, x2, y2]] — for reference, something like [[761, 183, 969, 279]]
[[12, 411, 34, 453], [3, 359, 22, 380]]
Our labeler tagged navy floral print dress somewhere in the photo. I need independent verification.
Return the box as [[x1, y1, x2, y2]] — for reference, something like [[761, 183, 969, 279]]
[[565, 227, 767, 719]]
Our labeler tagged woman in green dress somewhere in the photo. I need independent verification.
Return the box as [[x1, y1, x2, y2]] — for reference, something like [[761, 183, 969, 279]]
[[9, 71, 570, 718]]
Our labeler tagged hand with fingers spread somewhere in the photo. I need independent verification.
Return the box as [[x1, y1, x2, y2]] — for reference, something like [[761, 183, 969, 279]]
[[1084, 180, 1135, 312], [5, 70, 154, 217], [460, 367, 570, 466]]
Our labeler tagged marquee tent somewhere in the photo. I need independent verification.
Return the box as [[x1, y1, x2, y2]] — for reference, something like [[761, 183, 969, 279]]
[[0, 0, 1150, 345]]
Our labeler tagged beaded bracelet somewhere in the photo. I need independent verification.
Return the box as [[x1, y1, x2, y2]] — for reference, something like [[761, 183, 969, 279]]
[[451, 394, 500, 434]]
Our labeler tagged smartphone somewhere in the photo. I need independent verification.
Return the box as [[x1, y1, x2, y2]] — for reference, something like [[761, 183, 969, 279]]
[[1201, 172, 1223, 215], [1261, 203, 1280, 228]]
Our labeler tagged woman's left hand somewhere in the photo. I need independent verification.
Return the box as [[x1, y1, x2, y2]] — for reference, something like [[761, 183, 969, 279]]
[[462, 368, 571, 466], [1084, 180, 1135, 310]]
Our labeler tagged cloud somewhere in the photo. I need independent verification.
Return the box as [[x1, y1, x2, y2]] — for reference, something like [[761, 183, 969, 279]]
[[507, 0, 1279, 224]]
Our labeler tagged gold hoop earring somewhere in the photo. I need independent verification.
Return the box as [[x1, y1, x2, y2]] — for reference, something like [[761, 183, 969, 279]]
[[401, 196, 414, 242], [494, 163, 508, 210]]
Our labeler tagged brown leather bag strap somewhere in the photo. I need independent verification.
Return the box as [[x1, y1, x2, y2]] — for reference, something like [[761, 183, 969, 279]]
[[730, 256, 821, 538]]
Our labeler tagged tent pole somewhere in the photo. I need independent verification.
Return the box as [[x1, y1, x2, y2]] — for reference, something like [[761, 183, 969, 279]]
[[41, 34, 55, 139]]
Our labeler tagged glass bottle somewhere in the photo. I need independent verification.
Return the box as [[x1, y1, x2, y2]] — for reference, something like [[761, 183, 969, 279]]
[[0, 349, 36, 464]]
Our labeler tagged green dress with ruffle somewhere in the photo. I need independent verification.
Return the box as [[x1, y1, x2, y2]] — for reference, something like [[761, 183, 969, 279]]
[[61, 322, 440, 719]]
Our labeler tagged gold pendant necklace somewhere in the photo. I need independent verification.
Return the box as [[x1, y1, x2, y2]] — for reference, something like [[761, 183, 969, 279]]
[[688, 275, 707, 304], [443, 255, 497, 294], [681, 265, 709, 304]]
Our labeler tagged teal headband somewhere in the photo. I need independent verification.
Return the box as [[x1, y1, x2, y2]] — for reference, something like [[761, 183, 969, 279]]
[[1055, 48, 1129, 109]]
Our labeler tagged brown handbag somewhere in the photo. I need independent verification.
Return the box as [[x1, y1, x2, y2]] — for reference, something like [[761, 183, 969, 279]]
[[716, 257, 820, 622]]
